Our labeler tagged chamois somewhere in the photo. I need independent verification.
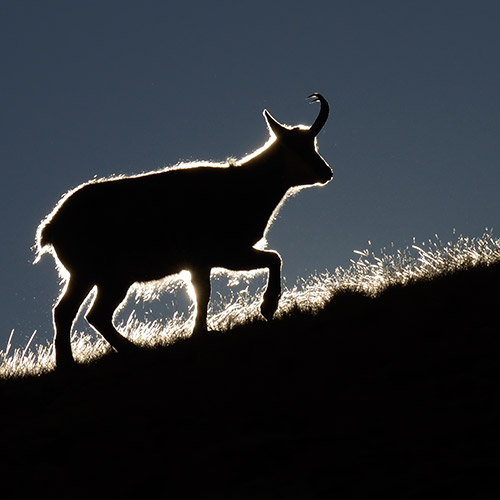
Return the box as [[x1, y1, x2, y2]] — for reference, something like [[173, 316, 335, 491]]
[[36, 93, 333, 367]]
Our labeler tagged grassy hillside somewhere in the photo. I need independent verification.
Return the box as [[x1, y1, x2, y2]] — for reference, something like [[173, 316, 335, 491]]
[[1, 235, 500, 498]]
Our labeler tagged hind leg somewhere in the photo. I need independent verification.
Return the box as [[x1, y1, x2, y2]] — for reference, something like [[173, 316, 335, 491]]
[[53, 277, 94, 368], [85, 282, 137, 353]]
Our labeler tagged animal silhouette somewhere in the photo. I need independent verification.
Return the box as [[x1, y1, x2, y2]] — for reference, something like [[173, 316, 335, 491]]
[[36, 93, 333, 367]]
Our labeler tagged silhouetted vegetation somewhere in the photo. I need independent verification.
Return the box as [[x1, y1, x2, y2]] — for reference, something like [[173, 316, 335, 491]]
[[1, 235, 500, 498]]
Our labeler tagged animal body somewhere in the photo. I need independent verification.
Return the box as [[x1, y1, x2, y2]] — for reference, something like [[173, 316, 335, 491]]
[[36, 93, 333, 367]]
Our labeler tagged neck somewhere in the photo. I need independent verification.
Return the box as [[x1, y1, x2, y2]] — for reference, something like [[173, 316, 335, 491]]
[[237, 140, 291, 196]]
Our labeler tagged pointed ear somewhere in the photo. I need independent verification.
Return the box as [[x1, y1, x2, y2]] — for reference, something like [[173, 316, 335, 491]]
[[263, 109, 287, 138]]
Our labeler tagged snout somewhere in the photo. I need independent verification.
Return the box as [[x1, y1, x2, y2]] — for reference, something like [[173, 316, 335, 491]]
[[319, 163, 333, 184]]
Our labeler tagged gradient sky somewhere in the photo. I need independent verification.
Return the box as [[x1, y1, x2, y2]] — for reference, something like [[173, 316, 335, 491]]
[[1, 0, 500, 349]]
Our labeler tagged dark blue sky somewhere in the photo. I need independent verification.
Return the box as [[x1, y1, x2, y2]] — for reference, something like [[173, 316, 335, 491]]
[[1, 1, 500, 348]]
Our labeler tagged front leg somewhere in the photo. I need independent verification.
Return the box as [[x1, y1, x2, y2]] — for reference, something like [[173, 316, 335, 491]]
[[257, 249, 282, 321], [190, 267, 211, 335], [223, 248, 282, 321]]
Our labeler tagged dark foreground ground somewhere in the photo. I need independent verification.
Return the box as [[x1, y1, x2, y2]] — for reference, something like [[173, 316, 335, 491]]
[[1, 262, 500, 499]]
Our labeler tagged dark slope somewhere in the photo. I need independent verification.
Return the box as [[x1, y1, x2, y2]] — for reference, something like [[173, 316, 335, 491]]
[[1, 262, 500, 499]]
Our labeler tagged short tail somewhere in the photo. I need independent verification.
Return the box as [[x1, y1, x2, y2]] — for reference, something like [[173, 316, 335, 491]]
[[40, 220, 55, 247], [33, 219, 55, 264]]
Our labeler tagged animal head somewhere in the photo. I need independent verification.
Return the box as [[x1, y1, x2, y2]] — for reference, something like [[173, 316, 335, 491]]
[[263, 93, 333, 188]]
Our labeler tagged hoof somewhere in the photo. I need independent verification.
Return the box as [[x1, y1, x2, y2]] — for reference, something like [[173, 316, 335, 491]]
[[113, 338, 140, 355], [55, 355, 77, 372], [260, 296, 279, 321], [192, 317, 208, 336], [191, 325, 208, 337]]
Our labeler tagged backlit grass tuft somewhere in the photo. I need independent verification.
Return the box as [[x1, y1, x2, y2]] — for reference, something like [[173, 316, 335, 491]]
[[2, 231, 500, 378]]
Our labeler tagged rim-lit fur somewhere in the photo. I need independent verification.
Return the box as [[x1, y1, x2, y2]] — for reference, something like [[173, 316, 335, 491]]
[[36, 93, 333, 367]]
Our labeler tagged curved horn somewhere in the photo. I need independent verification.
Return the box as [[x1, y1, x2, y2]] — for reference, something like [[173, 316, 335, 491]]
[[308, 93, 329, 136]]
